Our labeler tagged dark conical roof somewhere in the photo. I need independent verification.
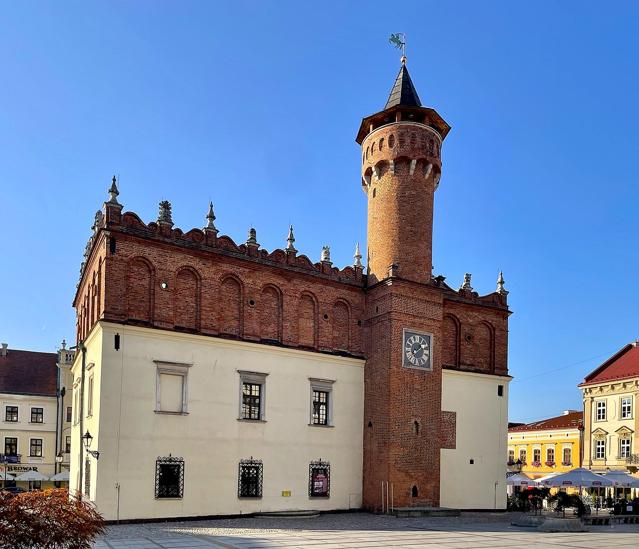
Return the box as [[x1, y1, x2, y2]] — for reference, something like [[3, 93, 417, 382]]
[[384, 62, 421, 109]]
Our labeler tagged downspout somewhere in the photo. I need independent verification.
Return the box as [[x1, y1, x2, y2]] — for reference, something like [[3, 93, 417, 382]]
[[77, 342, 86, 499]]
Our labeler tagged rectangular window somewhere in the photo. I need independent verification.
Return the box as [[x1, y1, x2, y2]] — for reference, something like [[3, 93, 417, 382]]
[[519, 449, 527, 464], [546, 447, 555, 464], [5, 406, 18, 422], [242, 383, 262, 420], [65, 436, 71, 454], [29, 438, 43, 457], [238, 458, 263, 498], [309, 378, 334, 426], [155, 456, 185, 499], [596, 400, 606, 421], [533, 448, 541, 463], [562, 447, 572, 465], [309, 461, 330, 498], [87, 377, 94, 416], [312, 390, 329, 425], [508, 449, 515, 463], [595, 439, 606, 459], [4, 437, 17, 456], [155, 361, 191, 414], [30, 407, 43, 423], [621, 397, 632, 419], [497, 384, 504, 397], [238, 370, 268, 421], [620, 438, 632, 458], [66, 406, 72, 423]]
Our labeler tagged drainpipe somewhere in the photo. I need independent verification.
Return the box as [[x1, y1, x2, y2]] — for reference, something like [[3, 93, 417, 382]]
[[71, 342, 86, 500]]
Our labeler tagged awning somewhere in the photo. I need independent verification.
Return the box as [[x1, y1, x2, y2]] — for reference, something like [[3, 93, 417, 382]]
[[0, 471, 16, 481], [49, 470, 70, 482]]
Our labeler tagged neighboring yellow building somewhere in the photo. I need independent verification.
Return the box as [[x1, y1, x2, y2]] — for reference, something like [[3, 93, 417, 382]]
[[580, 341, 639, 474], [507, 410, 583, 480]]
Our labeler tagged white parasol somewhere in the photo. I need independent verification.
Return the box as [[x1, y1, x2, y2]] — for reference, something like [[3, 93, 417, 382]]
[[14, 470, 49, 482]]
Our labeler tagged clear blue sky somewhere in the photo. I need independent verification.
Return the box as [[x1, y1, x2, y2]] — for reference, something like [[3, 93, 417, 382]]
[[1, 1, 638, 423]]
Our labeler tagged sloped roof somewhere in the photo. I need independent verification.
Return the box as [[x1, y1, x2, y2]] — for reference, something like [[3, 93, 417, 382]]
[[0, 349, 58, 396], [509, 410, 583, 433], [580, 343, 639, 386], [384, 63, 422, 109]]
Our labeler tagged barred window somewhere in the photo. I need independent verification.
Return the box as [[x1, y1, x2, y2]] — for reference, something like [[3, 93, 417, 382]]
[[155, 456, 184, 499], [30, 439, 43, 457], [309, 460, 330, 498], [5, 406, 18, 422], [31, 407, 43, 423], [238, 458, 263, 498], [242, 383, 262, 420], [312, 390, 329, 425]]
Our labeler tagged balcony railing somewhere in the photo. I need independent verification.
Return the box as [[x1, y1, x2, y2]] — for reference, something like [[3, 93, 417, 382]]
[[0, 454, 21, 464]]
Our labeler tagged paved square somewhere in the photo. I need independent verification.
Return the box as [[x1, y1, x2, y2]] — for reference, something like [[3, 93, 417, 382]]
[[94, 512, 639, 548]]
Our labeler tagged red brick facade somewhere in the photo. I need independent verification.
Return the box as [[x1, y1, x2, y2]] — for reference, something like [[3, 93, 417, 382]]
[[73, 61, 509, 511]]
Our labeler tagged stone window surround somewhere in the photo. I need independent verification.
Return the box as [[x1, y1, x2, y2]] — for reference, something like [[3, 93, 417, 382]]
[[154, 360, 192, 415], [309, 378, 335, 427], [620, 396, 633, 420], [595, 399, 606, 421], [237, 370, 268, 422]]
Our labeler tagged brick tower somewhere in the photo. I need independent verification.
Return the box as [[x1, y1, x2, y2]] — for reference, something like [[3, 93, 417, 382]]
[[359, 57, 452, 509]]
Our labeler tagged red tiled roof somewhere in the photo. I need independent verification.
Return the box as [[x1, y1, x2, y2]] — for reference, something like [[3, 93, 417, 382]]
[[580, 343, 639, 386], [0, 349, 58, 396], [509, 411, 583, 432]]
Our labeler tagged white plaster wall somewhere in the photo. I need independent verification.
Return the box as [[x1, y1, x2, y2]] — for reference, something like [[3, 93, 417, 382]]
[[440, 369, 510, 509], [78, 322, 364, 521]]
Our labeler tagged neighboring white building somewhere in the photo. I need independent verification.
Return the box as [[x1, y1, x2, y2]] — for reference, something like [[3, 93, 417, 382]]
[[70, 323, 364, 521]]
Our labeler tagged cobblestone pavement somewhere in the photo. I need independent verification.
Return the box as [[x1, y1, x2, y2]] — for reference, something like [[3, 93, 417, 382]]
[[94, 512, 639, 548]]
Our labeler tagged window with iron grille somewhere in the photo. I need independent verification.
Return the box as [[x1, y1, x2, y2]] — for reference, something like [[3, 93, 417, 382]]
[[30, 439, 43, 457], [309, 460, 330, 498], [155, 456, 184, 499], [620, 438, 631, 458], [242, 383, 262, 420], [65, 436, 71, 453], [4, 437, 17, 456], [238, 458, 263, 498], [5, 406, 18, 422], [312, 390, 329, 425], [31, 407, 43, 423]]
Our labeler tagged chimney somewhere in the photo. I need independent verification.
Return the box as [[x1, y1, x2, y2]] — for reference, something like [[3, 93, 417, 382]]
[[1, 343, 7, 357]]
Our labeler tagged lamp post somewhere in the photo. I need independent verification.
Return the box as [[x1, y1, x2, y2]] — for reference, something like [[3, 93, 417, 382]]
[[82, 431, 100, 460]]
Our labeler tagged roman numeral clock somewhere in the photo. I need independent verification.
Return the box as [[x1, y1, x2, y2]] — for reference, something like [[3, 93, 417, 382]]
[[402, 329, 433, 370]]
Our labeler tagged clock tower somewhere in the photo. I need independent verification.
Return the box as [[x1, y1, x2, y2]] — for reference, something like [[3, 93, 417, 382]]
[[359, 57, 453, 509]]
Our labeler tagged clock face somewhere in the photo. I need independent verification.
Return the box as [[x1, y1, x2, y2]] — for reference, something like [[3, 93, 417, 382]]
[[403, 330, 432, 370]]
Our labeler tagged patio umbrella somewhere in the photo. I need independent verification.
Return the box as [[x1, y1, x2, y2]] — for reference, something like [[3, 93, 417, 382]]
[[507, 473, 533, 487], [602, 471, 639, 488], [542, 468, 613, 489], [0, 471, 15, 481], [534, 472, 560, 486], [15, 470, 49, 482], [49, 470, 70, 482]]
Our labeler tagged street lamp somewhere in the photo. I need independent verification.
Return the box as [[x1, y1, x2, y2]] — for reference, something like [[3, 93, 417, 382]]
[[82, 431, 100, 460]]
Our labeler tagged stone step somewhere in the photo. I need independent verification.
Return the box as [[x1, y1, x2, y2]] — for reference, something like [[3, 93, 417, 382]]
[[393, 507, 461, 518]]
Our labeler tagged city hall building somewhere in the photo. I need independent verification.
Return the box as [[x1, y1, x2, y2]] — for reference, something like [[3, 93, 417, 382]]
[[69, 58, 511, 521]]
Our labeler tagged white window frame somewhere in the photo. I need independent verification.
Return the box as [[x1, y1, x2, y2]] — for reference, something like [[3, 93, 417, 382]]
[[621, 397, 633, 420], [562, 446, 572, 465], [29, 437, 43, 458], [546, 447, 555, 463], [154, 360, 191, 415], [595, 439, 606, 459], [595, 400, 606, 421], [620, 437, 631, 458], [309, 378, 335, 427], [238, 370, 268, 421]]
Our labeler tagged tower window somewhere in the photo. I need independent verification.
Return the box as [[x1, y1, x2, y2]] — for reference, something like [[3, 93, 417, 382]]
[[497, 385, 504, 397], [411, 485, 418, 497], [372, 188, 376, 198], [379, 137, 384, 150], [413, 420, 420, 435], [389, 134, 395, 148]]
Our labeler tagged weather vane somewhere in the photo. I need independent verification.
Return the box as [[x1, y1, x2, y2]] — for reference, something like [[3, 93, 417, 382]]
[[389, 33, 406, 59]]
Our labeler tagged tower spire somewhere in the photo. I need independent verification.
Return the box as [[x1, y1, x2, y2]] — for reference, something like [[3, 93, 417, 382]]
[[286, 225, 296, 252], [108, 175, 120, 204], [384, 62, 422, 109], [496, 271, 509, 296], [353, 242, 363, 268], [205, 201, 216, 230]]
